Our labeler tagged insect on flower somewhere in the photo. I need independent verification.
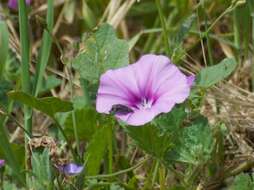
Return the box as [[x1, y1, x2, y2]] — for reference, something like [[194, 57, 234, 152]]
[[96, 54, 195, 126], [110, 104, 134, 115], [8, 0, 31, 10]]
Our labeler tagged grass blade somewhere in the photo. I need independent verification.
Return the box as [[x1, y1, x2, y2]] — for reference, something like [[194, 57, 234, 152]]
[[155, 0, 170, 56], [0, 21, 9, 78], [33, 0, 54, 97], [18, 0, 32, 186]]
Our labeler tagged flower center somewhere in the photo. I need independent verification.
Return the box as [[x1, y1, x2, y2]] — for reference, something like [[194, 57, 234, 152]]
[[137, 98, 153, 109]]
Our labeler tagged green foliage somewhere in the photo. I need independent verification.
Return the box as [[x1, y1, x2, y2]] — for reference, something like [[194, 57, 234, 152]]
[[82, 0, 97, 29], [39, 75, 61, 94], [33, 0, 54, 97], [230, 173, 254, 190], [0, 80, 12, 109], [166, 116, 214, 165], [124, 124, 172, 160], [8, 91, 73, 118], [64, 107, 98, 141], [0, 21, 9, 78], [31, 148, 53, 190], [0, 143, 25, 166], [153, 105, 187, 135], [170, 14, 196, 63], [169, 186, 185, 190], [3, 0, 253, 189], [73, 23, 129, 83], [0, 117, 24, 184], [2, 181, 25, 190], [197, 58, 237, 88], [125, 106, 187, 160], [85, 126, 111, 176]]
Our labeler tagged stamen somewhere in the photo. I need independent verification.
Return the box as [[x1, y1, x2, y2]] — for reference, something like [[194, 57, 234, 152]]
[[137, 98, 152, 109]]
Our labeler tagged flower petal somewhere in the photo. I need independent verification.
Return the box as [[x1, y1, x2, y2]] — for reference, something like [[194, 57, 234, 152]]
[[132, 54, 171, 98], [96, 66, 140, 113], [118, 109, 156, 126], [96, 54, 192, 126], [60, 163, 84, 176], [153, 64, 191, 103], [187, 75, 195, 86], [116, 102, 175, 126]]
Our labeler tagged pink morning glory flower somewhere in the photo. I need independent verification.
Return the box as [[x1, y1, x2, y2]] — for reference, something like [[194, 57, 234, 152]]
[[0, 160, 5, 168], [8, 0, 31, 10], [96, 54, 194, 126], [59, 163, 84, 176]]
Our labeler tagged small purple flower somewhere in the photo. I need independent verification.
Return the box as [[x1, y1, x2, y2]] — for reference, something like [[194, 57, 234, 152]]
[[8, 0, 31, 10], [59, 163, 84, 176], [96, 54, 194, 126], [0, 160, 5, 168]]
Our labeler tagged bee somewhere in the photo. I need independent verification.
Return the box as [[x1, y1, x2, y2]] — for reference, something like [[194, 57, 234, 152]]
[[110, 104, 134, 115]]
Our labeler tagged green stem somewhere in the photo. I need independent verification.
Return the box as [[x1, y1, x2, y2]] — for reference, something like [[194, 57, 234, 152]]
[[71, 111, 80, 157], [224, 160, 254, 178], [108, 125, 113, 174], [252, 14, 254, 91], [249, 1, 254, 91], [86, 158, 147, 179], [233, 8, 240, 50], [142, 159, 157, 190], [69, 64, 81, 159], [152, 160, 159, 187], [143, 18, 159, 52], [53, 118, 78, 162], [205, 5, 234, 34], [159, 166, 166, 190], [155, 0, 170, 55], [18, 0, 32, 186], [203, 8, 213, 65], [0, 109, 32, 138]]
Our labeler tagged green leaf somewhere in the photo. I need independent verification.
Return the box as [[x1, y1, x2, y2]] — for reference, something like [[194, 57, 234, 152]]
[[0, 116, 25, 184], [64, 107, 98, 141], [85, 126, 111, 175], [0, 21, 9, 78], [124, 124, 172, 159], [31, 148, 53, 190], [170, 14, 196, 63], [172, 14, 196, 46], [230, 173, 254, 190], [128, 2, 157, 16], [197, 58, 237, 88], [73, 23, 129, 83], [166, 116, 215, 165], [8, 91, 73, 118], [0, 143, 25, 166], [0, 80, 12, 109], [153, 105, 187, 135], [3, 181, 25, 190], [39, 75, 61, 94]]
